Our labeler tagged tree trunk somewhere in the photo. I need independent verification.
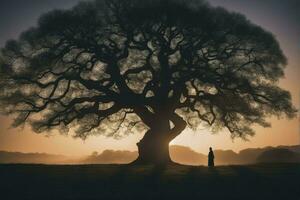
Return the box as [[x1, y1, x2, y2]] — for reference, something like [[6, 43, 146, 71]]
[[134, 129, 172, 165], [132, 113, 187, 165]]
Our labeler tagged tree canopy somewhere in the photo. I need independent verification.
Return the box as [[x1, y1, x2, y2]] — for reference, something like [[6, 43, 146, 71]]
[[0, 0, 296, 141]]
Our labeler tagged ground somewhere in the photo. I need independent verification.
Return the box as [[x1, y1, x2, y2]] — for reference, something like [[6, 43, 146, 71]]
[[0, 163, 299, 200]]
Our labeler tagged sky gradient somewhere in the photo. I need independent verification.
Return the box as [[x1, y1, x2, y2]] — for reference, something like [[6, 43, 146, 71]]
[[0, 0, 299, 156]]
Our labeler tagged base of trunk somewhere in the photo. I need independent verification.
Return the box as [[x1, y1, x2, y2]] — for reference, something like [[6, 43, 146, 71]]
[[131, 130, 172, 165], [130, 157, 175, 165]]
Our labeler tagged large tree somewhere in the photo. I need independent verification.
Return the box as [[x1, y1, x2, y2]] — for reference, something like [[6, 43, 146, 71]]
[[0, 0, 296, 164]]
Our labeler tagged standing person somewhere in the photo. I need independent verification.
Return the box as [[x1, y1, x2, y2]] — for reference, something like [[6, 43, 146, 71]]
[[208, 147, 215, 167]]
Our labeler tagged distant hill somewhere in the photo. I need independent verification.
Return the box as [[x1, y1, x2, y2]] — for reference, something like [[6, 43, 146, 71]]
[[1, 144, 300, 165], [170, 145, 207, 165], [82, 150, 138, 164], [257, 148, 300, 163], [214, 150, 241, 165], [278, 145, 300, 154], [239, 145, 300, 164], [0, 151, 72, 164]]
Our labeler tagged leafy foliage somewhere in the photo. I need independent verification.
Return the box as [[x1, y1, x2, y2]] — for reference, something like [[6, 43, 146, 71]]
[[0, 0, 296, 140]]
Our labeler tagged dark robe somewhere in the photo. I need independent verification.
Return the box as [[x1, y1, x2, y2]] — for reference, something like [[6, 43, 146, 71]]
[[208, 150, 214, 167]]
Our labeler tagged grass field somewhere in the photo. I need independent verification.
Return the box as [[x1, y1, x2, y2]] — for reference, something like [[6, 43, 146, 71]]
[[0, 163, 299, 200]]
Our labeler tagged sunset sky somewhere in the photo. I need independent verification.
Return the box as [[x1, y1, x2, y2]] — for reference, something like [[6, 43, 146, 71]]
[[0, 0, 299, 156]]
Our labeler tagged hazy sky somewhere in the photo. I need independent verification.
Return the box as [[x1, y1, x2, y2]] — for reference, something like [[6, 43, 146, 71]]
[[0, 0, 299, 156]]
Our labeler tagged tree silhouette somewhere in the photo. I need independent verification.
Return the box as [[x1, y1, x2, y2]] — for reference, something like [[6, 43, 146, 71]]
[[0, 0, 296, 164]]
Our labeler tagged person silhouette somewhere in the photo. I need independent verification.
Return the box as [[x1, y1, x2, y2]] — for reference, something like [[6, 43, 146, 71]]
[[208, 147, 215, 167]]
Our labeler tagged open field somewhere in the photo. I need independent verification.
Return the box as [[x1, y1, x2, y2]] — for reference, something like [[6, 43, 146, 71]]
[[0, 163, 299, 200]]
